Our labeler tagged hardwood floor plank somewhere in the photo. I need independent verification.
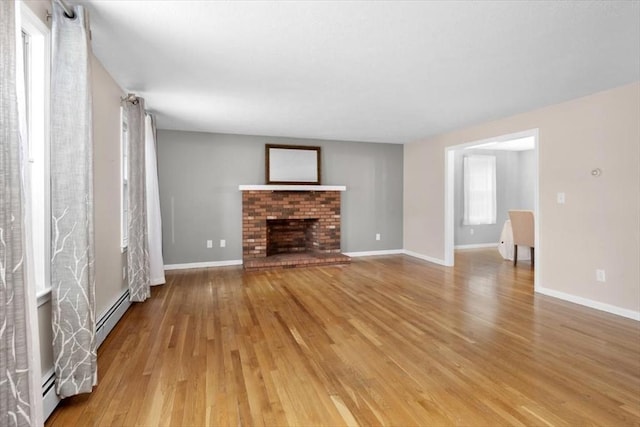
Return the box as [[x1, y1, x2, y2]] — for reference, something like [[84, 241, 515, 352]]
[[45, 250, 640, 426]]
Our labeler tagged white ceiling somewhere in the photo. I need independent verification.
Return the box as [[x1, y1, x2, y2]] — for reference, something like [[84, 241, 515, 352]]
[[82, 0, 640, 144]]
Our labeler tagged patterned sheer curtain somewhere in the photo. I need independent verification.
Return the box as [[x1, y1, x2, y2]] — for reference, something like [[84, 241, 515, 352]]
[[1, 1, 42, 425], [124, 98, 151, 301], [50, 1, 97, 398]]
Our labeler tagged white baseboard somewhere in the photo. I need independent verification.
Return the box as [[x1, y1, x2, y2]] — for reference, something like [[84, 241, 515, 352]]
[[42, 368, 58, 422], [164, 260, 243, 270], [96, 289, 131, 348], [343, 249, 404, 257], [454, 243, 499, 249], [43, 288, 132, 421], [402, 250, 447, 266], [536, 286, 640, 321]]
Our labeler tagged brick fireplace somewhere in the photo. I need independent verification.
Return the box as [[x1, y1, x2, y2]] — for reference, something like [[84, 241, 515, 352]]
[[240, 186, 350, 270]]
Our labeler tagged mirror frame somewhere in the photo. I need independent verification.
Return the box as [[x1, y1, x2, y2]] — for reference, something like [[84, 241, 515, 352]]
[[265, 144, 322, 185]]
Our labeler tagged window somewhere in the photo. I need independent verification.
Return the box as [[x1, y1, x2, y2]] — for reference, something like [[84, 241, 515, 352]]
[[121, 108, 129, 249], [463, 155, 496, 225], [21, 3, 51, 300]]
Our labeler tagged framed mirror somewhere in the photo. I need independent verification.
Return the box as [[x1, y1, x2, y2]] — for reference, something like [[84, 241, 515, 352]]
[[266, 144, 321, 185]]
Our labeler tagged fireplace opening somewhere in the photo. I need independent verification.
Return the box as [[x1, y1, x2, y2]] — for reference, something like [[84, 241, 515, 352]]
[[267, 218, 319, 256]]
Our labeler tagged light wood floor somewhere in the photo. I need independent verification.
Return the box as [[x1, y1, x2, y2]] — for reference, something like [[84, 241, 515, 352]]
[[46, 250, 640, 426]]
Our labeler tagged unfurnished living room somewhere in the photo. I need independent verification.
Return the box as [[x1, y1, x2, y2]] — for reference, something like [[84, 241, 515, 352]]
[[1, 0, 639, 426]]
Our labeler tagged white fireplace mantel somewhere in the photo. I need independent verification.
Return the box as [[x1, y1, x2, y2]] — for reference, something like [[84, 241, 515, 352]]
[[239, 185, 346, 191]]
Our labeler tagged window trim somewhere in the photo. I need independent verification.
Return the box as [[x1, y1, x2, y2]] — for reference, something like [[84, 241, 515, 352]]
[[21, 2, 52, 303]]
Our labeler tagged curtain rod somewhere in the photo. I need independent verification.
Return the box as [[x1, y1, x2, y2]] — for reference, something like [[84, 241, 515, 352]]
[[55, 0, 76, 19], [121, 93, 139, 105]]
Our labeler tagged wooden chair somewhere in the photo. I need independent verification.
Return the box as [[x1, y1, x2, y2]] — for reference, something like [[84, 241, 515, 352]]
[[508, 210, 534, 267]]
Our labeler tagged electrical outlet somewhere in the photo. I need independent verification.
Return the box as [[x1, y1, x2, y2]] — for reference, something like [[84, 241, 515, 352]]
[[206, 240, 213, 249], [596, 269, 606, 282], [557, 192, 566, 204], [375, 233, 381, 241], [122, 267, 126, 280], [470, 228, 475, 235], [220, 239, 226, 248]]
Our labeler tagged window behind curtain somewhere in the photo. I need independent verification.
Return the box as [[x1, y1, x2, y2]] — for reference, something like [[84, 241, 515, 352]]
[[22, 6, 51, 297], [22, 30, 30, 128], [121, 107, 129, 249], [463, 155, 496, 225]]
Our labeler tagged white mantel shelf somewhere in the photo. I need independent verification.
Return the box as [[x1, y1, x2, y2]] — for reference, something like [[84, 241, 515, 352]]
[[239, 185, 346, 191]]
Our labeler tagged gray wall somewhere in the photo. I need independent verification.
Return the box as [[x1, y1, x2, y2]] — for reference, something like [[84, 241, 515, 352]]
[[157, 131, 404, 264], [518, 150, 536, 210], [454, 149, 535, 246]]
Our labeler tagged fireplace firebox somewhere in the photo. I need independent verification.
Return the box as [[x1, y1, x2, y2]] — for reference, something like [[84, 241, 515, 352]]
[[239, 185, 350, 270], [267, 218, 319, 256]]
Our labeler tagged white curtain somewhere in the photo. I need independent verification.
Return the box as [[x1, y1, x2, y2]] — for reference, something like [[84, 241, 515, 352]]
[[124, 98, 151, 301], [1, 1, 43, 424], [50, 1, 97, 398], [463, 155, 497, 225], [144, 114, 165, 286]]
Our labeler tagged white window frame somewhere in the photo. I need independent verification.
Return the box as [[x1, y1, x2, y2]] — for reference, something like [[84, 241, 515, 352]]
[[463, 154, 497, 226], [121, 107, 129, 251], [21, 2, 52, 305]]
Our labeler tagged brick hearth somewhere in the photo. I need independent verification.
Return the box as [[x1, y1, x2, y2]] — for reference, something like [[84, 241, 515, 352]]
[[241, 189, 350, 270]]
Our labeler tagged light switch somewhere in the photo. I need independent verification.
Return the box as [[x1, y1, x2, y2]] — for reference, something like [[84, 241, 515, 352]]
[[557, 192, 565, 204]]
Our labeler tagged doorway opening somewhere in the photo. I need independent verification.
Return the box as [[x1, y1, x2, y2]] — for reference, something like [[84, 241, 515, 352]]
[[444, 129, 539, 290]]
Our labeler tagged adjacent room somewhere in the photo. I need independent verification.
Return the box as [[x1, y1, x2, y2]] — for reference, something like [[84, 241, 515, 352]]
[[451, 135, 536, 263], [2, 0, 639, 426]]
